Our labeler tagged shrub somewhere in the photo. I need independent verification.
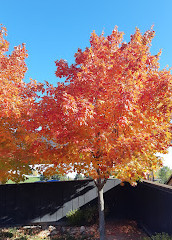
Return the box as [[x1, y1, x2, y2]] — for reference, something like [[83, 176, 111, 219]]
[[66, 208, 84, 226], [0, 231, 13, 238], [66, 204, 109, 226], [66, 206, 98, 226], [144, 232, 172, 240]]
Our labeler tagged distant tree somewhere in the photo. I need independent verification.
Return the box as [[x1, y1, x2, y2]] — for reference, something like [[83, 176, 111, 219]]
[[40, 172, 68, 181], [40, 173, 60, 181], [157, 166, 172, 183], [74, 173, 84, 180]]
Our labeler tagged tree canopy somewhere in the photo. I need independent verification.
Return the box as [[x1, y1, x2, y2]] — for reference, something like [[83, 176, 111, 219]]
[[0, 25, 42, 182], [1, 26, 171, 183], [31, 27, 171, 184]]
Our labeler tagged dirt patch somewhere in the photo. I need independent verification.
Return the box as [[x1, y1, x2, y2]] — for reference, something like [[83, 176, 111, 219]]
[[106, 219, 148, 240]]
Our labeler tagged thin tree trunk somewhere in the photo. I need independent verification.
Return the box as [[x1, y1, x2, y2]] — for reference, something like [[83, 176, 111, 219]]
[[98, 186, 105, 240], [95, 178, 107, 240]]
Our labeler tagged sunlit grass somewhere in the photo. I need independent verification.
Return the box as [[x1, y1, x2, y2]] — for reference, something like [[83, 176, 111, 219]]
[[6, 177, 41, 184]]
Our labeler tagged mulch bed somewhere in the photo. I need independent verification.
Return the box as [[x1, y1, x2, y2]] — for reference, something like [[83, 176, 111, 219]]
[[0, 219, 148, 239], [106, 219, 148, 240], [49, 219, 148, 239]]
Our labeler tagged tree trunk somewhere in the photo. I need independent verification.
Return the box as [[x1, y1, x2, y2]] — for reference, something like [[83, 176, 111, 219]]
[[95, 178, 107, 240]]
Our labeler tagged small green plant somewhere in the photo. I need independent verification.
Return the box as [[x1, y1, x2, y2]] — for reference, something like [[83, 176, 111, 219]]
[[144, 232, 172, 240], [66, 204, 109, 226], [66, 208, 84, 226], [0, 230, 13, 238]]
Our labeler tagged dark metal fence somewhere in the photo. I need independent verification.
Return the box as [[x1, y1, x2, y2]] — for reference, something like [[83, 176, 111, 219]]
[[0, 179, 120, 226], [132, 181, 172, 235], [107, 180, 172, 235], [0, 179, 172, 236]]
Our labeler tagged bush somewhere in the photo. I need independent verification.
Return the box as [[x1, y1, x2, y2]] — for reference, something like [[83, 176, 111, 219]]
[[66, 204, 109, 226], [66, 209, 84, 226], [144, 232, 172, 240], [66, 206, 98, 226], [0, 231, 13, 238]]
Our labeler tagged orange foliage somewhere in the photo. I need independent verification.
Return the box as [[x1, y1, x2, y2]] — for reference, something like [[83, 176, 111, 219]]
[[34, 27, 171, 183], [1, 26, 171, 184], [0, 26, 42, 182]]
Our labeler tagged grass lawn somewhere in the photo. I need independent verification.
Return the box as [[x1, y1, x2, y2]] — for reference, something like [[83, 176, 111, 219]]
[[6, 177, 41, 184]]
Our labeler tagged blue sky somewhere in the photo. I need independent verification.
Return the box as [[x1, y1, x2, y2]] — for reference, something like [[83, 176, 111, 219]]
[[1, 0, 172, 85], [1, 0, 172, 167]]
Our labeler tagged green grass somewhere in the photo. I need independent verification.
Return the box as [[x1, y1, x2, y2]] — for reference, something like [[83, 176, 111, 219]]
[[6, 177, 40, 184]]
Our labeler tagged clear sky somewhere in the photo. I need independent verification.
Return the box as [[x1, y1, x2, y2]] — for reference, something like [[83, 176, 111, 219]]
[[1, 0, 172, 167]]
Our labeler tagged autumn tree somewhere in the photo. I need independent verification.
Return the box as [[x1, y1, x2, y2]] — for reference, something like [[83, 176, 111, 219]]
[[0, 25, 41, 183], [31, 27, 171, 240]]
